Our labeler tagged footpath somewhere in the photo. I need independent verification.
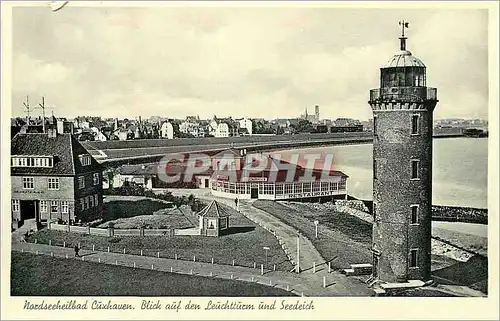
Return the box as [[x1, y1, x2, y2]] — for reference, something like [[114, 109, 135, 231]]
[[11, 241, 373, 297], [164, 189, 375, 296]]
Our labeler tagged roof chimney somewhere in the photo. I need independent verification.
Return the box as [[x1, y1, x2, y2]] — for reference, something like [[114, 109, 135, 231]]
[[47, 127, 58, 138]]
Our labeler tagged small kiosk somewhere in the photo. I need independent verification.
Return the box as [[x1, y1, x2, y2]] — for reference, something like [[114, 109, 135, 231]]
[[198, 200, 230, 237]]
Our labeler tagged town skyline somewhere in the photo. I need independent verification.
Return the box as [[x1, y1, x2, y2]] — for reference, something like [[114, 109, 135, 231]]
[[12, 6, 488, 120]]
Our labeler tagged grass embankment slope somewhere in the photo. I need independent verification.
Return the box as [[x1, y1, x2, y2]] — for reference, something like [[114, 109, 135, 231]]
[[11, 252, 293, 297], [253, 200, 488, 293], [253, 200, 373, 271], [100, 201, 194, 229]]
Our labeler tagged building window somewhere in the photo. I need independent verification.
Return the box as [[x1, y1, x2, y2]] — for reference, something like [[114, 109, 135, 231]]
[[78, 176, 85, 189], [409, 249, 418, 268], [411, 114, 420, 135], [40, 201, 47, 213], [330, 181, 338, 191], [48, 177, 60, 190], [373, 116, 377, 136], [93, 173, 100, 185], [220, 218, 227, 229], [236, 183, 246, 195], [61, 201, 69, 214], [80, 198, 85, 211], [11, 156, 53, 168], [410, 205, 419, 224], [89, 195, 94, 208], [411, 160, 420, 179], [294, 183, 302, 194], [373, 202, 377, 221], [312, 182, 321, 192], [84, 197, 89, 210], [373, 160, 377, 179], [12, 200, 20, 212], [275, 184, 284, 195], [284, 183, 293, 194], [51, 201, 58, 213], [339, 178, 347, 190], [94, 194, 99, 206], [79, 154, 91, 166], [23, 177, 34, 189]]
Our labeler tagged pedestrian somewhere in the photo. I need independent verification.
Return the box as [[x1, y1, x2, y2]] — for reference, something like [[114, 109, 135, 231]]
[[234, 197, 239, 211], [74, 244, 80, 257]]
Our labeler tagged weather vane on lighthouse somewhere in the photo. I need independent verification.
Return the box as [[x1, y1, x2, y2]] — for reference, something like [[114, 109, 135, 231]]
[[399, 20, 410, 37], [398, 20, 410, 50]]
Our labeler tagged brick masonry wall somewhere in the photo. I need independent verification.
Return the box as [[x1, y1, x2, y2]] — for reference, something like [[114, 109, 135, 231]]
[[74, 171, 104, 222], [372, 104, 435, 282], [11, 176, 76, 222]]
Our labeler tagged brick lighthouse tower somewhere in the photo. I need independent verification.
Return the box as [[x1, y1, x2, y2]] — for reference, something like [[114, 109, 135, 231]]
[[368, 21, 438, 283]]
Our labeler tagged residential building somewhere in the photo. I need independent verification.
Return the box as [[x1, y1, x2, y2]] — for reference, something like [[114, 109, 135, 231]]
[[215, 122, 230, 137], [238, 118, 253, 135], [112, 164, 156, 189], [11, 128, 104, 229], [161, 121, 174, 139]]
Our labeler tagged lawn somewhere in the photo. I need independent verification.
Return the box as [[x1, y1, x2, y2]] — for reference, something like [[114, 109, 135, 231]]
[[253, 200, 372, 270], [10, 252, 294, 297], [26, 208, 294, 272]]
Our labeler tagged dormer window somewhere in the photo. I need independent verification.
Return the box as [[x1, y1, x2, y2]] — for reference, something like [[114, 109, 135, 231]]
[[79, 154, 91, 166], [11, 156, 53, 168]]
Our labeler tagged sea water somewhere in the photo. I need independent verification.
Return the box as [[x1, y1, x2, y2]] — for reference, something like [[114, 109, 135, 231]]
[[279, 137, 488, 209]]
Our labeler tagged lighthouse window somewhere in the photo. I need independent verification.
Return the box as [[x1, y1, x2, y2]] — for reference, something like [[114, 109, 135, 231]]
[[373, 117, 377, 136], [373, 160, 377, 179], [411, 160, 420, 179], [409, 249, 418, 268], [411, 115, 420, 134], [410, 205, 419, 224]]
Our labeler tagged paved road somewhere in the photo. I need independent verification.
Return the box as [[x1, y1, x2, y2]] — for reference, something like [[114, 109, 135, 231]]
[[12, 241, 374, 297]]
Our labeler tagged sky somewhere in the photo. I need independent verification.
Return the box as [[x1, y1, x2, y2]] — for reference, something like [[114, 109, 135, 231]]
[[11, 4, 489, 121]]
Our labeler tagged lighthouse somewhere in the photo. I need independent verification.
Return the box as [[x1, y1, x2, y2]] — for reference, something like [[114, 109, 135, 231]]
[[368, 21, 438, 283]]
